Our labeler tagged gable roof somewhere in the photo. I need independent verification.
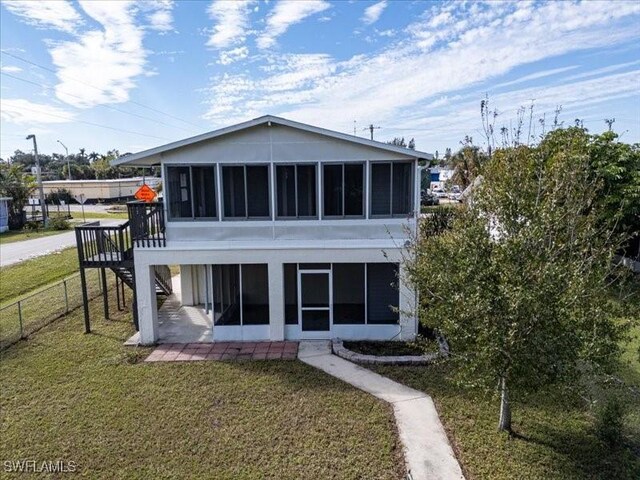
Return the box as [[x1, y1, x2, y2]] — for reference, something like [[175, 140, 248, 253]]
[[112, 114, 433, 166]]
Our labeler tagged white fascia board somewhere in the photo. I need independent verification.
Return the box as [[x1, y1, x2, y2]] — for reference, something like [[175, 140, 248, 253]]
[[112, 115, 434, 167]]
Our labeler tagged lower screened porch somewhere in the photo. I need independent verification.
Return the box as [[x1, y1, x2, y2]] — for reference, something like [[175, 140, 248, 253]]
[[132, 247, 417, 345]]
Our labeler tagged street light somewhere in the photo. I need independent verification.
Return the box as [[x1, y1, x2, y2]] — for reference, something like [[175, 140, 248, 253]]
[[26, 134, 47, 226], [57, 139, 71, 180]]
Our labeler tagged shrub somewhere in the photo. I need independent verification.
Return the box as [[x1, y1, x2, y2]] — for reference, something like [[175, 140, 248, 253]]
[[48, 217, 70, 231], [24, 221, 41, 231], [594, 396, 626, 447]]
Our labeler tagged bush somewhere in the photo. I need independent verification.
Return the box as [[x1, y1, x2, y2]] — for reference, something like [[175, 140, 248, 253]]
[[419, 205, 459, 238], [48, 217, 70, 231], [594, 396, 626, 447], [24, 221, 40, 232]]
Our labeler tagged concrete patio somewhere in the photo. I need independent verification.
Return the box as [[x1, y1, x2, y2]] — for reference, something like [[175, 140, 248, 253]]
[[145, 341, 299, 362], [126, 274, 213, 345]]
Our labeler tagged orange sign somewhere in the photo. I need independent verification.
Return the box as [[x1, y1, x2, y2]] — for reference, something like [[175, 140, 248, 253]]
[[134, 184, 157, 202]]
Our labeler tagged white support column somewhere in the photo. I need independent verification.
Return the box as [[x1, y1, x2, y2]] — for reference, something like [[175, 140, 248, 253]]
[[180, 265, 194, 306], [398, 262, 417, 341], [268, 261, 285, 341], [136, 264, 159, 345]]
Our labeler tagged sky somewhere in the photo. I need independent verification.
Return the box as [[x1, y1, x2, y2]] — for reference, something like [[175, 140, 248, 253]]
[[1, 0, 639, 160]]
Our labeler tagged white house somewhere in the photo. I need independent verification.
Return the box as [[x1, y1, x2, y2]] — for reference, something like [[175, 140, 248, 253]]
[[111, 115, 432, 345]]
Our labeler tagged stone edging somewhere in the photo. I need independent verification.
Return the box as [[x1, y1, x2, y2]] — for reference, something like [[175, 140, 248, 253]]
[[332, 337, 449, 365]]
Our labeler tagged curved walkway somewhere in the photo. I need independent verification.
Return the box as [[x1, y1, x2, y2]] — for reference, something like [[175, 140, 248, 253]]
[[298, 341, 464, 480]]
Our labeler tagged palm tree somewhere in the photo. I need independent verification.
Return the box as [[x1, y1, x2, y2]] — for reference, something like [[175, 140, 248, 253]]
[[88, 151, 99, 163]]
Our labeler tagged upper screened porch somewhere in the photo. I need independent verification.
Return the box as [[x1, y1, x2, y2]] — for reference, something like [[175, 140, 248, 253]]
[[114, 115, 433, 244]]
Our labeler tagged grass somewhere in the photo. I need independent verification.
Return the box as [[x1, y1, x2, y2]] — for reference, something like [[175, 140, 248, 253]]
[[370, 280, 640, 480], [0, 247, 80, 305], [74, 212, 129, 220], [0, 291, 405, 479], [0, 227, 71, 244]]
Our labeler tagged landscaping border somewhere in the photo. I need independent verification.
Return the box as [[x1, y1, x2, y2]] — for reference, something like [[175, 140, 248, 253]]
[[332, 337, 449, 365]]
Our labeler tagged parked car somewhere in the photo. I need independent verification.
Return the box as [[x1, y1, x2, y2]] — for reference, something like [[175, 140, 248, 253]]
[[432, 188, 448, 199], [421, 190, 440, 206]]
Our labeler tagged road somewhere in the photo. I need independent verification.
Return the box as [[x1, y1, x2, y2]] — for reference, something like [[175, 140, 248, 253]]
[[0, 219, 125, 267]]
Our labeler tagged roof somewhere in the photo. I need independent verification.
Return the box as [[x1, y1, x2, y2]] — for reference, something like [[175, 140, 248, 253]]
[[42, 177, 160, 184], [112, 114, 433, 166]]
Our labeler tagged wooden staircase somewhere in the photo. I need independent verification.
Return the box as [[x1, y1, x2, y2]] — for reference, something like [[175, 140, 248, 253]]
[[74, 202, 170, 334]]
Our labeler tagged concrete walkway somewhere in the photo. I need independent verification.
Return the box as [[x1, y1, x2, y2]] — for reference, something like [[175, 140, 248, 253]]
[[0, 219, 124, 266], [298, 341, 464, 480]]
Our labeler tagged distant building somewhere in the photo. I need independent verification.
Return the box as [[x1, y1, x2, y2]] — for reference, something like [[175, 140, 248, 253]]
[[41, 177, 161, 203], [428, 167, 454, 190], [0, 197, 10, 232]]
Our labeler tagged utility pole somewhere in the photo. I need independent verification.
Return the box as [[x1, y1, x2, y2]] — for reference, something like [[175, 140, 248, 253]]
[[363, 124, 380, 140], [57, 139, 71, 180], [26, 134, 47, 226]]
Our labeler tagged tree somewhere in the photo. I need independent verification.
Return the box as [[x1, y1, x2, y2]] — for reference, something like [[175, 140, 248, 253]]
[[448, 136, 488, 188], [0, 163, 36, 229], [407, 128, 626, 433]]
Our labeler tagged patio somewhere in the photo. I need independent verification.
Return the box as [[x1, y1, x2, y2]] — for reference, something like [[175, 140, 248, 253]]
[[144, 341, 299, 362]]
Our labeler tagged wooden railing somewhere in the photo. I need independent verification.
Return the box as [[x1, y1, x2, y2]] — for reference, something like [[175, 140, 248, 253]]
[[127, 201, 166, 248], [75, 221, 132, 267]]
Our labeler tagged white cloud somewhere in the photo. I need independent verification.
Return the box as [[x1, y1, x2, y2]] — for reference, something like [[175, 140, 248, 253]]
[[206, 0, 255, 48], [493, 65, 580, 89], [257, 0, 331, 49], [2, 0, 82, 34], [218, 46, 249, 65], [1, 65, 23, 73], [49, 1, 147, 108], [0, 98, 76, 124], [203, 0, 640, 149], [144, 1, 175, 33], [362, 1, 387, 25]]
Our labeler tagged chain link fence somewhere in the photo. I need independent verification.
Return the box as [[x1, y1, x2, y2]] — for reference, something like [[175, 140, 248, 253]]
[[0, 269, 115, 350]]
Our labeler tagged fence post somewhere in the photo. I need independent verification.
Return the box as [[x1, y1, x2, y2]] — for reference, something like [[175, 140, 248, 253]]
[[18, 301, 24, 339], [63, 279, 69, 313]]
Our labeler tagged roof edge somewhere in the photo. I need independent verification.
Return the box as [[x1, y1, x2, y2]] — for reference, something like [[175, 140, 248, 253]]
[[112, 115, 433, 166]]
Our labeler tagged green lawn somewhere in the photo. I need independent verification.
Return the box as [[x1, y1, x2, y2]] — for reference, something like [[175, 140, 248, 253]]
[[372, 279, 640, 480], [0, 247, 80, 305], [0, 291, 404, 479], [76, 212, 129, 220], [0, 228, 71, 244]]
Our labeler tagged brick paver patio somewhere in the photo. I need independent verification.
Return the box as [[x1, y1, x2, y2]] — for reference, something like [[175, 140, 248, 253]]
[[145, 341, 299, 362]]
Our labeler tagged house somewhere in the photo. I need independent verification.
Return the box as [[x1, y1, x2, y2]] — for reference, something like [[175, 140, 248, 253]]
[[94, 115, 432, 345]]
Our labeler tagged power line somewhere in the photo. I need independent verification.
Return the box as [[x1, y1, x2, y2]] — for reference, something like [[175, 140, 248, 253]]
[[8, 103, 172, 141], [1, 50, 204, 130], [1, 71, 199, 134]]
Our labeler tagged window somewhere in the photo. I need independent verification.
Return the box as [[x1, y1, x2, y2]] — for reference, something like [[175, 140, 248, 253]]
[[212, 264, 240, 326], [333, 264, 365, 324], [370, 162, 413, 216], [222, 165, 270, 219], [213, 264, 269, 326], [241, 264, 269, 325], [167, 165, 217, 219], [366, 263, 399, 324], [322, 163, 364, 218], [276, 164, 317, 218]]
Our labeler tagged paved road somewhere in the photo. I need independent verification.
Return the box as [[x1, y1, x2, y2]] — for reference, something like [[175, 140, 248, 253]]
[[0, 220, 125, 267]]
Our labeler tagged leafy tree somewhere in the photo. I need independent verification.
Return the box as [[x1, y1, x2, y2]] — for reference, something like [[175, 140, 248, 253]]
[[407, 129, 627, 432], [0, 163, 36, 229], [387, 137, 416, 149], [449, 136, 488, 188]]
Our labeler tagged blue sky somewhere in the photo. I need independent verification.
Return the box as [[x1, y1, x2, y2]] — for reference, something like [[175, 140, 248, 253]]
[[1, 0, 639, 160]]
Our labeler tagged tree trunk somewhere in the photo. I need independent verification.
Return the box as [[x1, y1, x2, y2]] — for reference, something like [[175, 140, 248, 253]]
[[498, 376, 512, 432]]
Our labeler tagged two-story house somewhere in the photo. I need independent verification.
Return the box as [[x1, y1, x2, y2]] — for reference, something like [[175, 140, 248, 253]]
[[110, 115, 432, 345]]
